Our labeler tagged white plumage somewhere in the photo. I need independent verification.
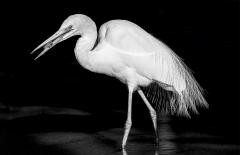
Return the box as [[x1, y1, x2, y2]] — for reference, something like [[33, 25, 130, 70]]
[[31, 14, 208, 148]]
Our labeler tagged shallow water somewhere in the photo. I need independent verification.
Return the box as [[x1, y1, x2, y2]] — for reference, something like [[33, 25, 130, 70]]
[[0, 106, 239, 155]]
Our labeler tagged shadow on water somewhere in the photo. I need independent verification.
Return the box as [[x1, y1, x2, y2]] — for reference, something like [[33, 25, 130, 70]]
[[0, 106, 239, 155]]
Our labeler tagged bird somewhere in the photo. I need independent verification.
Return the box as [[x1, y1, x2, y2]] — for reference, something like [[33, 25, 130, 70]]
[[31, 14, 208, 148]]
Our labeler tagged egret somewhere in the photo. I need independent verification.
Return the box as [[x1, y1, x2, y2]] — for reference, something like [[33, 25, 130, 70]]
[[31, 14, 208, 148]]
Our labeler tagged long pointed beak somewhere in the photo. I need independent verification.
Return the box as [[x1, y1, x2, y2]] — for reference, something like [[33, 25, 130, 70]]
[[31, 26, 73, 60]]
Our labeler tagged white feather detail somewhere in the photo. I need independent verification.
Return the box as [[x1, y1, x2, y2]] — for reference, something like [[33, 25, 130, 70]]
[[144, 39, 208, 117]]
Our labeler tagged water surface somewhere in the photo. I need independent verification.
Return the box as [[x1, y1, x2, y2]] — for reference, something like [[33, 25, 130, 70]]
[[0, 106, 239, 155]]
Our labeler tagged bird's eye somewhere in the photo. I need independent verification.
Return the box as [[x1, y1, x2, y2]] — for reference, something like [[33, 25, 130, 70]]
[[65, 25, 73, 31]]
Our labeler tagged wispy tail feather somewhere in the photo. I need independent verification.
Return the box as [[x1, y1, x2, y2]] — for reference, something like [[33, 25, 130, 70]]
[[143, 40, 208, 117], [169, 48, 208, 116]]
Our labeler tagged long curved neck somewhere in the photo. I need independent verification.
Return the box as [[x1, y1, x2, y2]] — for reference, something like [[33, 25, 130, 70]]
[[74, 29, 97, 71]]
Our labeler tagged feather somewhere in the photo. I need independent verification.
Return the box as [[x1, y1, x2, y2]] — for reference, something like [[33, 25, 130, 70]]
[[143, 39, 208, 117]]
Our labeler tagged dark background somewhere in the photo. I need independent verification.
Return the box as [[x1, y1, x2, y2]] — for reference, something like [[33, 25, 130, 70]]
[[0, 0, 239, 143]]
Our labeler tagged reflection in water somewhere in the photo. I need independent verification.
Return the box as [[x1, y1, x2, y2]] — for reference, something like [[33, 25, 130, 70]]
[[1, 109, 239, 155], [155, 117, 176, 155], [122, 148, 127, 155], [122, 117, 176, 155]]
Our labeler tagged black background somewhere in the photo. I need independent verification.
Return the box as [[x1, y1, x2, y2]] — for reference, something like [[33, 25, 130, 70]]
[[0, 0, 239, 140]]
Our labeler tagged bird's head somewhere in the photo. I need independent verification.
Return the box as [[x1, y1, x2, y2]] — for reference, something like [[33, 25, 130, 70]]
[[31, 14, 96, 59]]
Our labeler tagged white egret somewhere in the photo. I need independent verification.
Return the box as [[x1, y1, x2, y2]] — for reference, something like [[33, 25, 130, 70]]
[[31, 14, 208, 148]]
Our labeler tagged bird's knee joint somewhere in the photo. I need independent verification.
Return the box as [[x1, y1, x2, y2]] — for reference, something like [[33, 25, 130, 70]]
[[150, 111, 157, 119], [125, 120, 132, 128]]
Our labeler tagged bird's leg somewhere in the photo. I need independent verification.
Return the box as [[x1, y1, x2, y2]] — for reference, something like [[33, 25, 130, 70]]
[[137, 89, 158, 143], [122, 86, 133, 148]]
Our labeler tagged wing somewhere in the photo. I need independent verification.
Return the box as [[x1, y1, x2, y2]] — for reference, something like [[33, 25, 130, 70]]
[[99, 20, 157, 55], [98, 20, 182, 86]]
